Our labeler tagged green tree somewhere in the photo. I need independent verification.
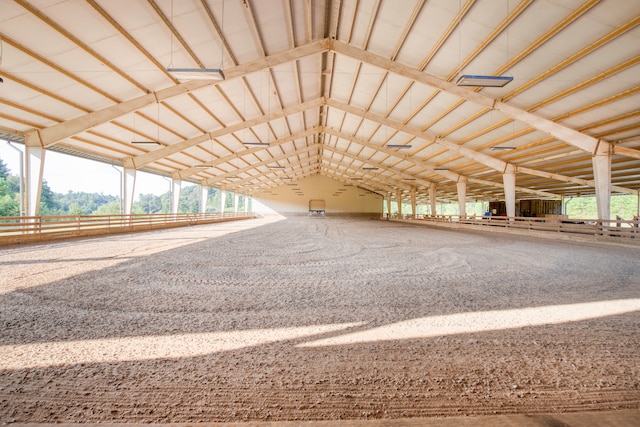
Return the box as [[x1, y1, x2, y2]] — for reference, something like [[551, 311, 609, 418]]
[[5, 175, 20, 194], [93, 200, 122, 215], [67, 202, 84, 215], [159, 192, 171, 213], [0, 159, 20, 216], [39, 180, 59, 215], [565, 195, 638, 220], [0, 179, 19, 216], [178, 185, 200, 213], [611, 194, 638, 219], [0, 157, 10, 179], [53, 190, 117, 214], [133, 193, 165, 214], [223, 191, 234, 212], [206, 187, 220, 212]]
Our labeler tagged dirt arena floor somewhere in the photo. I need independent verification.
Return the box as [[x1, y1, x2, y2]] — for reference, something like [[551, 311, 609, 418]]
[[1, 216, 639, 423]]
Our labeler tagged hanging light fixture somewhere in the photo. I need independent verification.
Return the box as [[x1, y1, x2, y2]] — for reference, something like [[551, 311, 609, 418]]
[[131, 141, 161, 145], [194, 135, 216, 169], [454, 2, 513, 88], [167, 68, 225, 81], [243, 71, 273, 147], [131, 104, 162, 145], [490, 146, 516, 150], [386, 144, 413, 149], [166, 0, 225, 81], [456, 74, 512, 87]]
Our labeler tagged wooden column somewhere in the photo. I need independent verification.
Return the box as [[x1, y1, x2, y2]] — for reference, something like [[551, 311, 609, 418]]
[[200, 185, 208, 214], [429, 183, 437, 216], [171, 179, 182, 214], [593, 141, 612, 220], [410, 187, 417, 219], [24, 146, 45, 216], [503, 164, 516, 218], [457, 177, 467, 218]]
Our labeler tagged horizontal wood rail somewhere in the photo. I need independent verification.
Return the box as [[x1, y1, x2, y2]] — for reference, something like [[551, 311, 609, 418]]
[[0, 212, 256, 246], [388, 214, 640, 243]]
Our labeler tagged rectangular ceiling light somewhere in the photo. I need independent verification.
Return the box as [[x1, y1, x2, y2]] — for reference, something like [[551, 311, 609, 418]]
[[386, 144, 413, 149], [362, 167, 379, 170], [131, 141, 161, 145], [490, 146, 517, 150], [167, 68, 225, 81], [243, 142, 270, 146], [456, 74, 513, 87], [194, 165, 211, 168], [434, 167, 449, 171], [267, 165, 285, 169], [351, 178, 363, 181]]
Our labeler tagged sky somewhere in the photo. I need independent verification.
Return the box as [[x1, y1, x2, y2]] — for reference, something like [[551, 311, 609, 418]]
[[0, 140, 174, 198]]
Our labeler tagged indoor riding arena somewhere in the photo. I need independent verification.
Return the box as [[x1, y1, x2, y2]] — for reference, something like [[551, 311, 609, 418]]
[[1, 0, 639, 425], [1, 216, 639, 425]]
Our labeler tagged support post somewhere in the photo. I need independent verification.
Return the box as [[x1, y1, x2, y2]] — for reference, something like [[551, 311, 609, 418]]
[[233, 193, 239, 213], [457, 177, 467, 219], [396, 189, 403, 218], [25, 146, 45, 217], [200, 185, 208, 214], [410, 187, 417, 219], [429, 183, 437, 216], [386, 193, 392, 219], [592, 141, 612, 221], [171, 179, 182, 214], [503, 164, 516, 218], [123, 168, 136, 215], [219, 190, 227, 215]]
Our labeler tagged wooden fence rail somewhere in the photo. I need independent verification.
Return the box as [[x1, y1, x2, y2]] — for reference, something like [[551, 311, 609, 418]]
[[388, 214, 640, 241], [0, 212, 256, 245]]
